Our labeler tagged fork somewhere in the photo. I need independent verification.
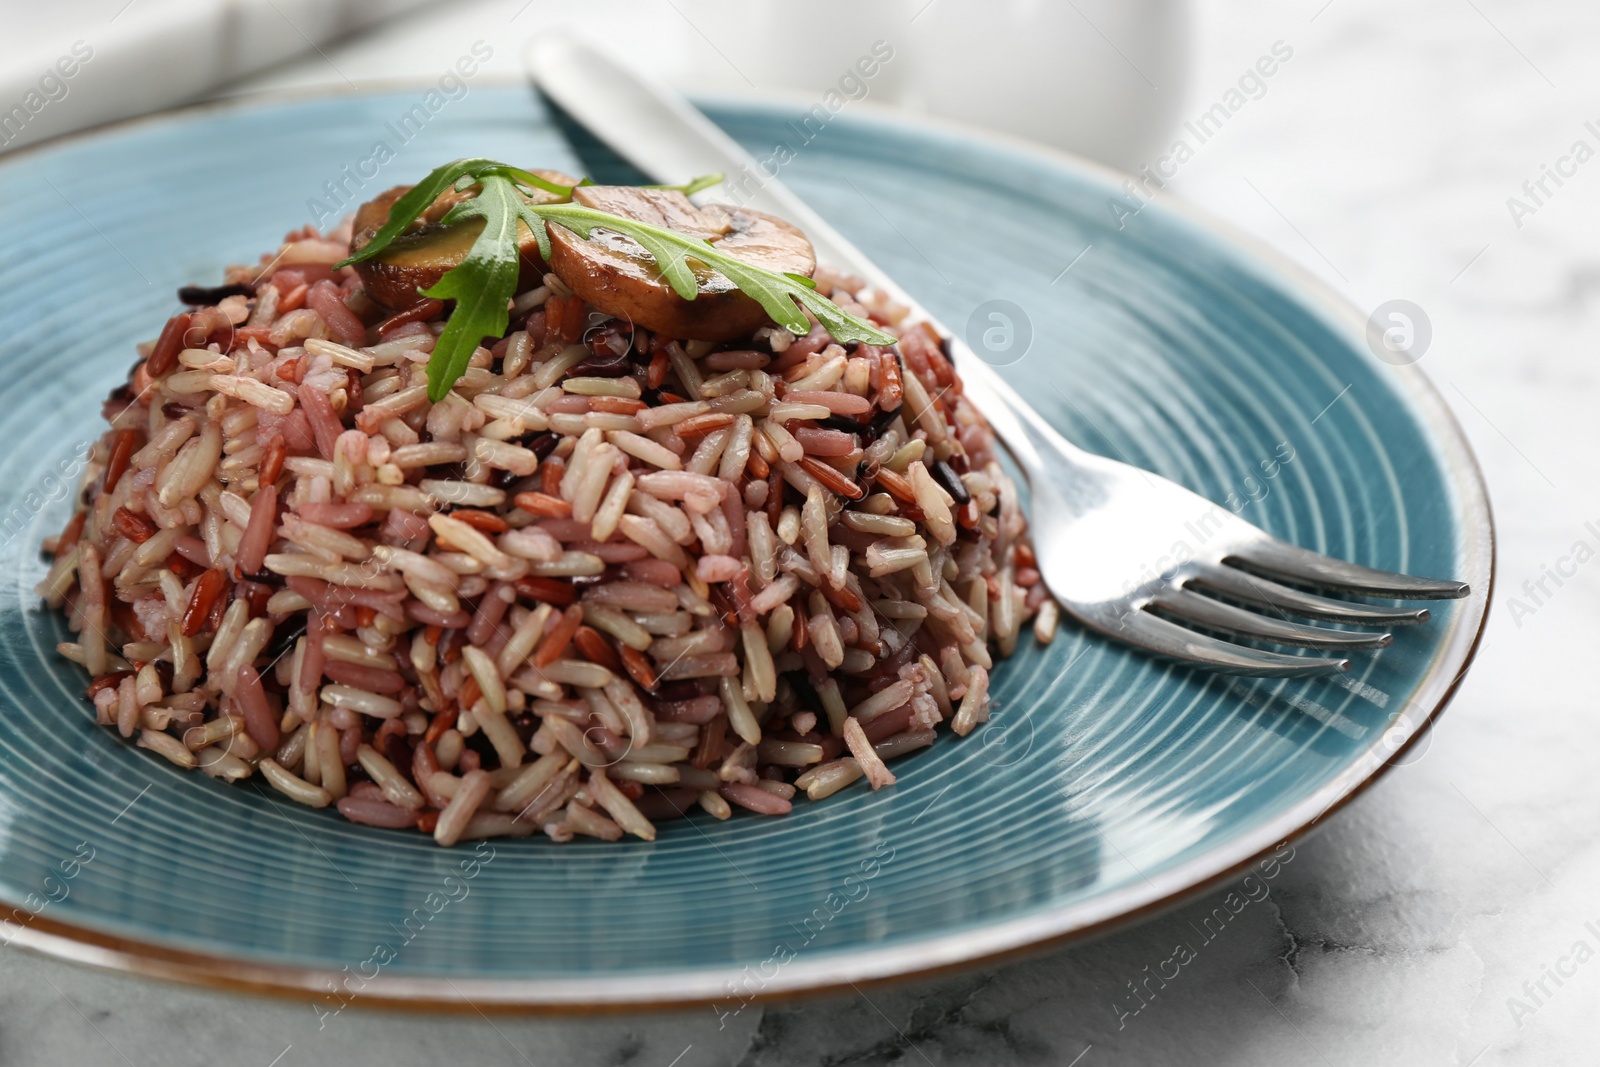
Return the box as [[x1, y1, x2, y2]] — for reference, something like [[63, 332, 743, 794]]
[[527, 34, 1470, 678]]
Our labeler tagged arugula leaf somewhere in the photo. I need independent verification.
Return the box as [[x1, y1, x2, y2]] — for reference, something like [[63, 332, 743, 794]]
[[535, 203, 897, 346], [644, 173, 725, 197], [494, 165, 582, 199], [416, 175, 543, 401], [336, 158, 497, 268], [340, 158, 896, 399]]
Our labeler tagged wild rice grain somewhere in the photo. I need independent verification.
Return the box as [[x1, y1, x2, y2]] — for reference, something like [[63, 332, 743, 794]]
[[434, 768, 493, 846], [843, 716, 896, 790], [356, 744, 425, 810], [697, 790, 733, 820], [321, 684, 403, 719], [492, 751, 569, 814], [720, 781, 793, 815], [234, 665, 281, 749], [136, 724, 198, 768], [196, 747, 253, 780], [951, 665, 991, 736], [337, 795, 420, 828], [1033, 599, 1059, 645], [461, 645, 507, 715], [474, 703, 525, 770], [315, 721, 347, 799], [260, 757, 332, 808], [586, 768, 657, 841]]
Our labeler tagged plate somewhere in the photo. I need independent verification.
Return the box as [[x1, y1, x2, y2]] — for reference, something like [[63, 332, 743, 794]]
[[0, 86, 1491, 1007]]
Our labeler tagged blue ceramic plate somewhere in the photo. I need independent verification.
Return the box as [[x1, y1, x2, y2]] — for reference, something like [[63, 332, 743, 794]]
[[0, 87, 1490, 1007]]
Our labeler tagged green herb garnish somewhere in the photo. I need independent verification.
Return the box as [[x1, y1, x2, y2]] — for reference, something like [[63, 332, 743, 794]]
[[338, 158, 894, 400], [645, 173, 725, 197]]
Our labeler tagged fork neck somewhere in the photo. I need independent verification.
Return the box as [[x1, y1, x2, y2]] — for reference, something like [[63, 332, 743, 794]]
[[949, 341, 1101, 476]]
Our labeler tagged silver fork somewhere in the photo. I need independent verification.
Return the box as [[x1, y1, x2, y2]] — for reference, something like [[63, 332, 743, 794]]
[[955, 383, 1467, 676], [528, 33, 1470, 679]]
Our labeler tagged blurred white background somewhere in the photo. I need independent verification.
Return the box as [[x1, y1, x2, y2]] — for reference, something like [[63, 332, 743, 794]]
[[2, 0, 1194, 169], [5, 1, 1599, 1065], [0, 0, 430, 153]]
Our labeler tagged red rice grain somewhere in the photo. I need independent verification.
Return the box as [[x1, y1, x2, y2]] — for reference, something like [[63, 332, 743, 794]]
[[104, 429, 140, 495], [234, 665, 280, 750], [146, 313, 191, 376], [337, 795, 421, 828], [720, 781, 793, 815]]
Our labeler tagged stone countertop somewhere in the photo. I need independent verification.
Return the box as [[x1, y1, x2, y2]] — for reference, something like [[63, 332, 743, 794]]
[[3, 0, 1595, 1063]]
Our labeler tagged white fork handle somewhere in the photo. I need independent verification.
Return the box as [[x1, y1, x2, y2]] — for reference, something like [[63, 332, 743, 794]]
[[524, 31, 1087, 477]]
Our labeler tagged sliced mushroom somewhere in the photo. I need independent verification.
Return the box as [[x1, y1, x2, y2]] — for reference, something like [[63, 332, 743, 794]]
[[349, 170, 578, 311], [546, 186, 817, 342]]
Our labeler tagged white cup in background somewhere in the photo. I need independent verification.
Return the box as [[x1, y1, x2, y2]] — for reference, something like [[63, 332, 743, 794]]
[[661, 0, 1191, 171], [892, 0, 1193, 171], [663, 0, 910, 103]]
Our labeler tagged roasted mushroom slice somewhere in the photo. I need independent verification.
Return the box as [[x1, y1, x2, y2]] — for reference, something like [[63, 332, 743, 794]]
[[348, 170, 578, 311], [546, 186, 817, 342]]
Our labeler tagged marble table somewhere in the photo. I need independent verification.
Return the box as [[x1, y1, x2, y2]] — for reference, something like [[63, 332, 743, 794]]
[[2, 0, 1592, 1062]]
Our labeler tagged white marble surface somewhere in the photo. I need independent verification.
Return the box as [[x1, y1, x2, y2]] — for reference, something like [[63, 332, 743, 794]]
[[2, 0, 1595, 1063]]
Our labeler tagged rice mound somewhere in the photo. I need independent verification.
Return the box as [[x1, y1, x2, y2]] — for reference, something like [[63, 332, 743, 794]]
[[38, 213, 1056, 845]]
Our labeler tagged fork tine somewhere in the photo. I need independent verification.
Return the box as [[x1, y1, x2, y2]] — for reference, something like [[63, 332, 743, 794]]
[[1191, 566, 1433, 626], [1105, 608, 1350, 678], [1226, 539, 1470, 600], [1150, 589, 1391, 650]]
